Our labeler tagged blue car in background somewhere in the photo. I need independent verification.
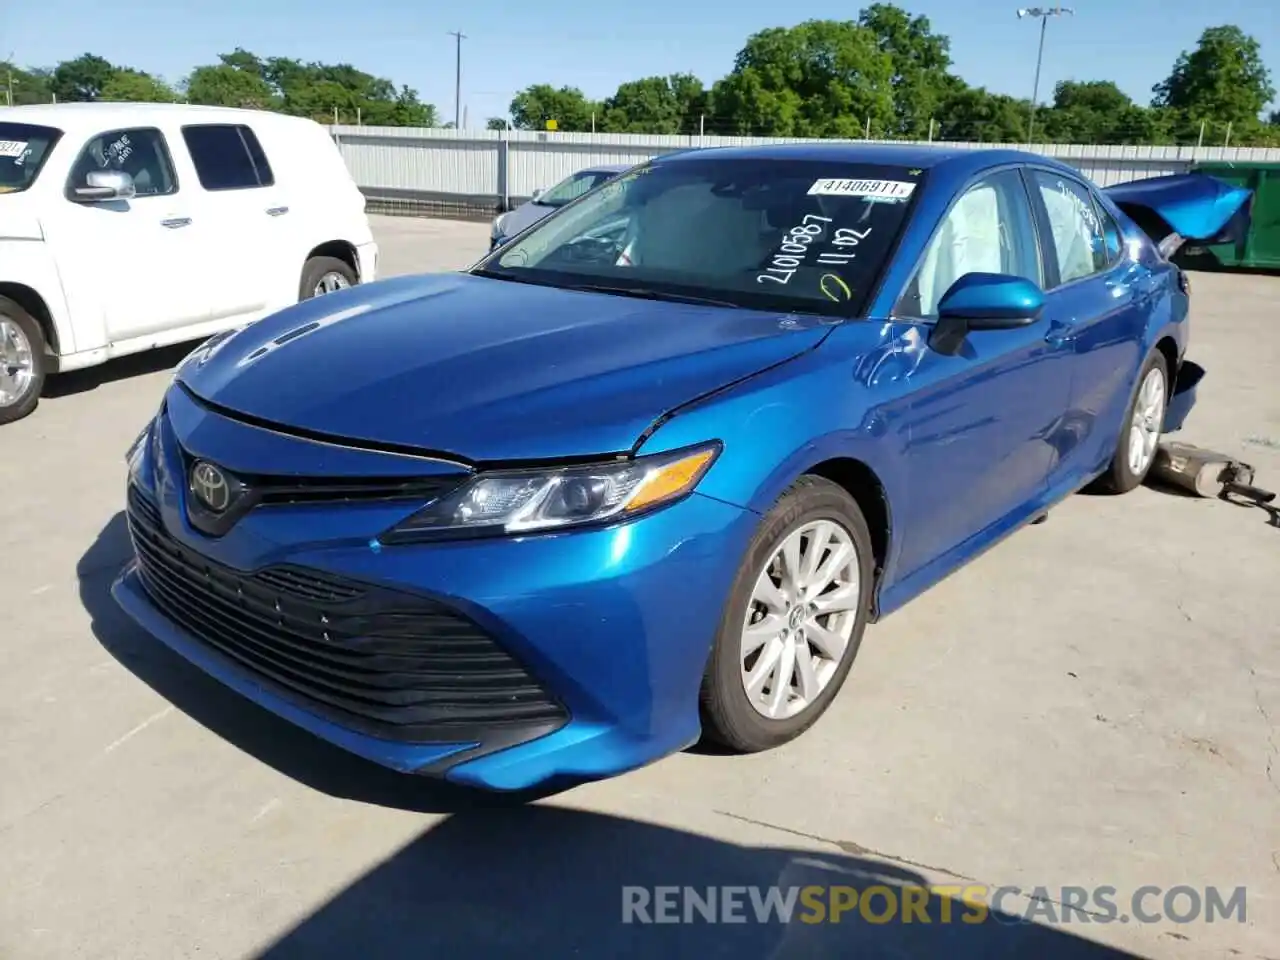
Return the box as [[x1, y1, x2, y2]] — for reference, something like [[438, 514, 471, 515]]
[[113, 143, 1250, 792]]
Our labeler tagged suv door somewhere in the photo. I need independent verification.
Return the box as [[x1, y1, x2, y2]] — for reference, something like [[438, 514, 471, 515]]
[[47, 126, 207, 341], [180, 123, 291, 320], [1026, 168, 1153, 489], [892, 166, 1071, 580]]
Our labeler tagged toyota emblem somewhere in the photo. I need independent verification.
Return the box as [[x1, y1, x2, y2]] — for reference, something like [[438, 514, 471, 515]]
[[190, 460, 232, 513]]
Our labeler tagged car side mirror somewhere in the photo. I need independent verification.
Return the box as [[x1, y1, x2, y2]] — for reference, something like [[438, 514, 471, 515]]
[[530, 187, 544, 201], [72, 169, 136, 203], [928, 272, 1045, 354]]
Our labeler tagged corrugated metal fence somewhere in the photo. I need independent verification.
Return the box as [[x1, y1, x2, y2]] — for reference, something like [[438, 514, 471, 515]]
[[328, 125, 1280, 220]]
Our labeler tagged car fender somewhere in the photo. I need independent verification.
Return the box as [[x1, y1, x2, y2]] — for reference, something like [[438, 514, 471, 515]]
[[635, 336, 910, 568], [0, 238, 79, 356]]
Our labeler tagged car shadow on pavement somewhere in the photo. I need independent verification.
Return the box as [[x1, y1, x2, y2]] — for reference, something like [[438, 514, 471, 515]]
[[44, 341, 200, 399], [77, 512, 565, 814], [251, 805, 1148, 960]]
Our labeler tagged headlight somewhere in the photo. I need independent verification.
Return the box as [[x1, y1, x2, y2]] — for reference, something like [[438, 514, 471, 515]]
[[381, 442, 721, 543]]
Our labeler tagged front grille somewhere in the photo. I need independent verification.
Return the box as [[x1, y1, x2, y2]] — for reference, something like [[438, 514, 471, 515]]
[[126, 485, 567, 742]]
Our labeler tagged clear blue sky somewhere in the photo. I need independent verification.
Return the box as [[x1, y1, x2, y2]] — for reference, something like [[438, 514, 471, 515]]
[[3, 0, 1276, 121]]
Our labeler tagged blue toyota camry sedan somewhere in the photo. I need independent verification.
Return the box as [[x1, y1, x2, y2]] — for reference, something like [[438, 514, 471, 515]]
[[114, 143, 1250, 792]]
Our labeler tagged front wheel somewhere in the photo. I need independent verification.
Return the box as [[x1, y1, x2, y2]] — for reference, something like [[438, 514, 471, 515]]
[[0, 297, 47, 426], [299, 256, 358, 301], [699, 476, 874, 753], [1094, 350, 1169, 494]]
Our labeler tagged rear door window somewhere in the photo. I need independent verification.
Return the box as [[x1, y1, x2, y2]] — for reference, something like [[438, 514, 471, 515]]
[[181, 124, 275, 191]]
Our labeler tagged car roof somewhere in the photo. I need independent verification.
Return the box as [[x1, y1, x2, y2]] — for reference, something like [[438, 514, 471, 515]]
[[653, 141, 1073, 180], [584, 163, 631, 174], [0, 102, 315, 135]]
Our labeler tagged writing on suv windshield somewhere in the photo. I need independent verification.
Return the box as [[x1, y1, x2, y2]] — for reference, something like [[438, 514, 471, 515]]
[[0, 123, 62, 195], [478, 158, 923, 317]]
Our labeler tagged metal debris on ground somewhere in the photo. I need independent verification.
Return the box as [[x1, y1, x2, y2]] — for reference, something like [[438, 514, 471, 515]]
[[1149, 441, 1276, 505]]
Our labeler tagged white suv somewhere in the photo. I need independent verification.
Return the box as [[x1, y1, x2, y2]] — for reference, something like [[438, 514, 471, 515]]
[[0, 102, 378, 424]]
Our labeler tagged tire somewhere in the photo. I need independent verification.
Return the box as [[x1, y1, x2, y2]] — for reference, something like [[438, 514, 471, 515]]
[[1093, 350, 1170, 494], [299, 255, 358, 301], [0, 297, 46, 426], [699, 475, 875, 753]]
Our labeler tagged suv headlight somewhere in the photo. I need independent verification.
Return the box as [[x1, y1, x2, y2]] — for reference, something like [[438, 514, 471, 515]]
[[381, 442, 720, 543]]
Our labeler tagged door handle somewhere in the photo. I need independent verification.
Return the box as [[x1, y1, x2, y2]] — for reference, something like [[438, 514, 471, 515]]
[[1044, 320, 1076, 347], [160, 217, 192, 229], [266, 206, 289, 216]]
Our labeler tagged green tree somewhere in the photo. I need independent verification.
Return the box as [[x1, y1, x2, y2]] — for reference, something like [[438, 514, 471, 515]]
[[50, 53, 116, 101], [99, 69, 177, 103], [857, 3, 957, 138], [1040, 81, 1169, 144], [486, 116, 509, 130], [601, 73, 707, 134], [710, 20, 895, 138], [184, 64, 278, 109], [509, 84, 598, 131], [934, 87, 1030, 142], [1152, 25, 1274, 125], [0, 62, 54, 105]]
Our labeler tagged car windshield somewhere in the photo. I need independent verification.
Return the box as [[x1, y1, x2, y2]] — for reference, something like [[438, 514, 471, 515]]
[[477, 157, 923, 318], [534, 169, 624, 207], [0, 122, 62, 194]]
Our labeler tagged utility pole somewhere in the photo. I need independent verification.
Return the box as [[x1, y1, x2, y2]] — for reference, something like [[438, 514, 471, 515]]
[[447, 31, 466, 129], [1017, 5, 1074, 144]]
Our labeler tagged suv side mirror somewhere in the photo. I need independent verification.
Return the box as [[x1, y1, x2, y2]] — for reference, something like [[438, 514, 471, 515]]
[[73, 169, 136, 203], [530, 187, 545, 201], [928, 272, 1045, 354]]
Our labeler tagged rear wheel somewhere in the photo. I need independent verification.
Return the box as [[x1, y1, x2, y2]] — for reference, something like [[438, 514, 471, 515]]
[[0, 297, 46, 426], [299, 256, 358, 301], [700, 476, 874, 752], [1094, 350, 1169, 494]]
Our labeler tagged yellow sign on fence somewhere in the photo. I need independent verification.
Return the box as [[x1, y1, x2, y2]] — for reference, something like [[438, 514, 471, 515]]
[[545, 119, 558, 131]]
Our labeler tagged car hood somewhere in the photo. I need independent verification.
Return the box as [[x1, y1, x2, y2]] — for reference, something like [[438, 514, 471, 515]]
[[176, 272, 831, 462]]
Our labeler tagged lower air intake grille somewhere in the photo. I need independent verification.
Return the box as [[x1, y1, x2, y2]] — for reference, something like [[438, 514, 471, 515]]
[[125, 484, 567, 742]]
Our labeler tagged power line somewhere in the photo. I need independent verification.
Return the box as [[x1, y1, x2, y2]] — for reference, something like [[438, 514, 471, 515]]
[[447, 31, 466, 129]]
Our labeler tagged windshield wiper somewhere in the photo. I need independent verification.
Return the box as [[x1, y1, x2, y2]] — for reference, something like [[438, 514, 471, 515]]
[[561, 282, 743, 309]]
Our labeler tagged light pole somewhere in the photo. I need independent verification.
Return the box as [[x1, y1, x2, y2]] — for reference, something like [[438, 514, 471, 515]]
[[447, 31, 466, 129], [1017, 5, 1073, 143]]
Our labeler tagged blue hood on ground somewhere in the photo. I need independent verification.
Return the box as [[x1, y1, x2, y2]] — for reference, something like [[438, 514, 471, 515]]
[[176, 273, 831, 463]]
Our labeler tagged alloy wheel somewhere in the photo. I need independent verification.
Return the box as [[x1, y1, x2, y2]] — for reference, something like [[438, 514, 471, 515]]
[[1127, 366, 1166, 477], [740, 520, 862, 720], [0, 316, 35, 408]]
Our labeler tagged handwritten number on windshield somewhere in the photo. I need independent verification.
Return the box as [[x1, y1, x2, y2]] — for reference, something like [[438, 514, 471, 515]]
[[815, 227, 872, 266], [758, 214, 832, 285]]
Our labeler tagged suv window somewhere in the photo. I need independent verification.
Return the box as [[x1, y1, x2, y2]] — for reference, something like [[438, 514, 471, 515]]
[[181, 124, 274, 191], [1032, 170, 1108, 285], [66, 127, 176, 198], [897, 168, 1042, 319], [0, 122, 62, 194]]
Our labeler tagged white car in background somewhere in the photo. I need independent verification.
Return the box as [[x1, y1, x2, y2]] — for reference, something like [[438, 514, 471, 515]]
[[0, 102, 378, 424], [490, 163, 629, 250]]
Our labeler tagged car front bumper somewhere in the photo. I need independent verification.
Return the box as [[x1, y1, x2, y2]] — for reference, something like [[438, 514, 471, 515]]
[[113, 395, 755, 791]]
